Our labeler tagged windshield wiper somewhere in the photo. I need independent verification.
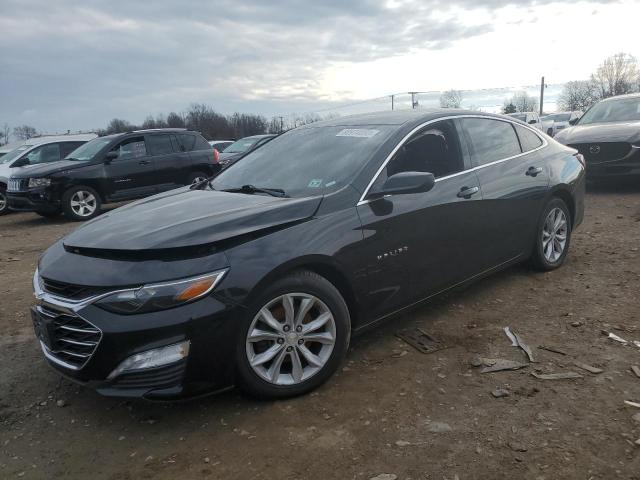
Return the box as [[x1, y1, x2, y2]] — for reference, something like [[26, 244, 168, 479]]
[[222, 184, 288, 197]]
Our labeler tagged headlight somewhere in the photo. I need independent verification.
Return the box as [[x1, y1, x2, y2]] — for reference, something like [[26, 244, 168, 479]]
[[28, 178, 51, 188], [95, 270, 227, 314]]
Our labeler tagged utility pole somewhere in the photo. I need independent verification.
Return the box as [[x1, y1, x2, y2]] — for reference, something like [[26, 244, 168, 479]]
[[390, 94, 395, 111], [409, 92, 418, 109], [539, 76, 545, 116]]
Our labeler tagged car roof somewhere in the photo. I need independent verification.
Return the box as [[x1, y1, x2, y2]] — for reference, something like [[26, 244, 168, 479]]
[[18, 133, 98, 147], [305, 109, 512, 130], [600, 92, 640, 102], [132, 128, 190, 133]]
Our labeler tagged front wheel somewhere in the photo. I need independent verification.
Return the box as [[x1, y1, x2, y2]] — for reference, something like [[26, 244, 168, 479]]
[[530, 197, 572, 271], [62, 186, 102, 221], [0, 188, 8, 216], [235, 270, 351, 399]]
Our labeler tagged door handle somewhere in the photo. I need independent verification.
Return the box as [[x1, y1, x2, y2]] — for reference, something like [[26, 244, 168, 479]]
[[526, 166, 543, 177], [139, 160, 151, 165], [457, 186, 480, 199]]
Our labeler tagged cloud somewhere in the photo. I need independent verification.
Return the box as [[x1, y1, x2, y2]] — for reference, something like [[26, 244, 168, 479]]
[[0, 0, 625, 132]]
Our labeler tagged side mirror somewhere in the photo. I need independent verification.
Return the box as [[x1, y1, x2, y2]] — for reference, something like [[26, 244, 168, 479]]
[[528, 119, 537, 125], [569, 118, 579, 125], [12, 157, 30, 167], [104, 151, 119, 163], [370, 171, 436, 198]]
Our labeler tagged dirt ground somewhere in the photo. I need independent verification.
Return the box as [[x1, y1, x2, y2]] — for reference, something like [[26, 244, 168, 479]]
[[1, 184, 640, 480]]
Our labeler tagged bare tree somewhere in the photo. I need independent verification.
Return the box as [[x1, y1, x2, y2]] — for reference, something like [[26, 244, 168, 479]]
[[13, 125, 38, 140], [505, 91, 538, 113], [439, 89, 463, 108], [1, 123, 9, 145], [166, 112, 185, 128], [591, 53, 640, 98], [558, 80, 599, 112]]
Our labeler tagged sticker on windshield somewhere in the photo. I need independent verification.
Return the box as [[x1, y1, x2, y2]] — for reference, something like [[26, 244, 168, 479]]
[[336, 129, 380, 138], [308, 179, 323, 188]]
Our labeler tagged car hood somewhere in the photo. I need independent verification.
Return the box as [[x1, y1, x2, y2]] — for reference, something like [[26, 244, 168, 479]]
[[10, 159, 89, 178], [555, 121, 640, 145], [63, 188, 323, 251]]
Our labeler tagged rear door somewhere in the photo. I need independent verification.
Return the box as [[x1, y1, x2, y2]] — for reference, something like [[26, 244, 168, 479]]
[[104, 136, 157, 200], [356, 119, 486, 319], [145, 133, 183, 191], [460, 117, 549, 266]]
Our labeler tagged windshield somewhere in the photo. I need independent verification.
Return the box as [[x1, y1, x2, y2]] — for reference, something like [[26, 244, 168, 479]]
[[66, 137, 113, 161], [579, 97, 640, 125], [509, 113, 526, 121], [546, 113, 571, 122], [223, 137, 262, 154], [211, 125, 395, 197], [0, 145, 31, 164]]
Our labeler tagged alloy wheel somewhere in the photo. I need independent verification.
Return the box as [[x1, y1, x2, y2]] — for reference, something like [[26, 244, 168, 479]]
[[542, 207, 568, 263], [70, 190, 97, 217], [246, 293, 336, 386], [0, 191, 6, 213]]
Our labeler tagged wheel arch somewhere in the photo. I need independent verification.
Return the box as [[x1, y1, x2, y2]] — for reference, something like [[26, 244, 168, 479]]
[[247, 255, 362, 330], [548, 185, 576, 227]]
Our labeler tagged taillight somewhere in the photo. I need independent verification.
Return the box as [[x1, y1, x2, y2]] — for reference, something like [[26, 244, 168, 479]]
[[575, 152, 585, 168], [213, 148, 220, 163]]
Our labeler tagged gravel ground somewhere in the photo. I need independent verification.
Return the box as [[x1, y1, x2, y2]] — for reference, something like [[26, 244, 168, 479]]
[[1, 184, 639, 480]]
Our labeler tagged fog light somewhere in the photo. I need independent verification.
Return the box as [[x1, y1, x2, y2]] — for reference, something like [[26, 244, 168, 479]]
[[107, 341, 190, 380]]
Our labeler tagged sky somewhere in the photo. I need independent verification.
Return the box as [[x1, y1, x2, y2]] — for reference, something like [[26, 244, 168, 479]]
[[1, 0, 639, 135]]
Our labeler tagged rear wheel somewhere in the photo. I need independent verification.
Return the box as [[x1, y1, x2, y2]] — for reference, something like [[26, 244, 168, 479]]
[[62, 186, 102, 221], [530, 197, 572, 271], [236, 270, 351, 399], [0, 187, 8, 216]]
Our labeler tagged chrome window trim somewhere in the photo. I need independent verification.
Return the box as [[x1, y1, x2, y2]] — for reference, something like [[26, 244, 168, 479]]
[[357, 114, 548, 206]]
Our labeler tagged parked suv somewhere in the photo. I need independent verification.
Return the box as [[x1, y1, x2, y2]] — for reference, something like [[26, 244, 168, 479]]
[[0, 134, 96, 215], [7, 129, 218, 220]]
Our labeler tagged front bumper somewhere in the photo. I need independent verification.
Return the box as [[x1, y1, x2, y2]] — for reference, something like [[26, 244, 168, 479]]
[[569, 144, 640, 178], [7, 188, 60, 212], [32, 280, 245, 400]]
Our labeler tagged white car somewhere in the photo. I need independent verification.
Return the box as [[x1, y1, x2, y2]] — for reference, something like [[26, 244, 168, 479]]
[[540, 111, 583, 137], [0, 133, 96, 215], [507, 112, 544, 131]]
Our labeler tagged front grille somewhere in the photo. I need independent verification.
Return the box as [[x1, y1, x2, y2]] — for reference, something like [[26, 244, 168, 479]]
[[38, 305, 101, 369], [110, 362, 186, 390], [7, 178, 27, 192], [42, 277, 113, 301], [569, 142, 632, 164]]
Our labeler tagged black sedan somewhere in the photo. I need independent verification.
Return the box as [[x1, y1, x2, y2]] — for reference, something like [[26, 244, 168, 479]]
[[554, 93, 640, 179], [32, 110, 585, 400]]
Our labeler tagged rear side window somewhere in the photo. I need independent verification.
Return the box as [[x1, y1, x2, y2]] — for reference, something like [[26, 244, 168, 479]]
[[146, 134, 174, 155], [462, 118, 521, 166], [193, 135, 212, 151], [60, 141, 85, 158], [179, 134, 196, 152], [114, 136, 147, 159], [514, 124, 543, 152]]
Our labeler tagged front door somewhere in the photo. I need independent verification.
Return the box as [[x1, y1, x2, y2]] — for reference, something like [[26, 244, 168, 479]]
[[356, 119, 486, 320], [105, 136, 157, 200]]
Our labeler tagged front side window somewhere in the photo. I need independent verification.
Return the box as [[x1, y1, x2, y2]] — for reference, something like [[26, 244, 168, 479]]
[[24, 143, 61, 164], [371, 120, 463, 191], [514, 124, 543, 152], [114, 137, 147, 159], [212, 125, 396, 197], [462, 118, 522, 166], [146, 134, 174, 156]]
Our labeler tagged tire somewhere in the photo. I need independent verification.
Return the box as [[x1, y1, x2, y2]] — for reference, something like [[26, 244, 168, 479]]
[[0, 187, 8, 216], [62, 186, 102, 221], [530, 197, 572, 271], [35, 209, 62, 218], [235, 270, 351, 399], [188, 171, 209, 186]]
